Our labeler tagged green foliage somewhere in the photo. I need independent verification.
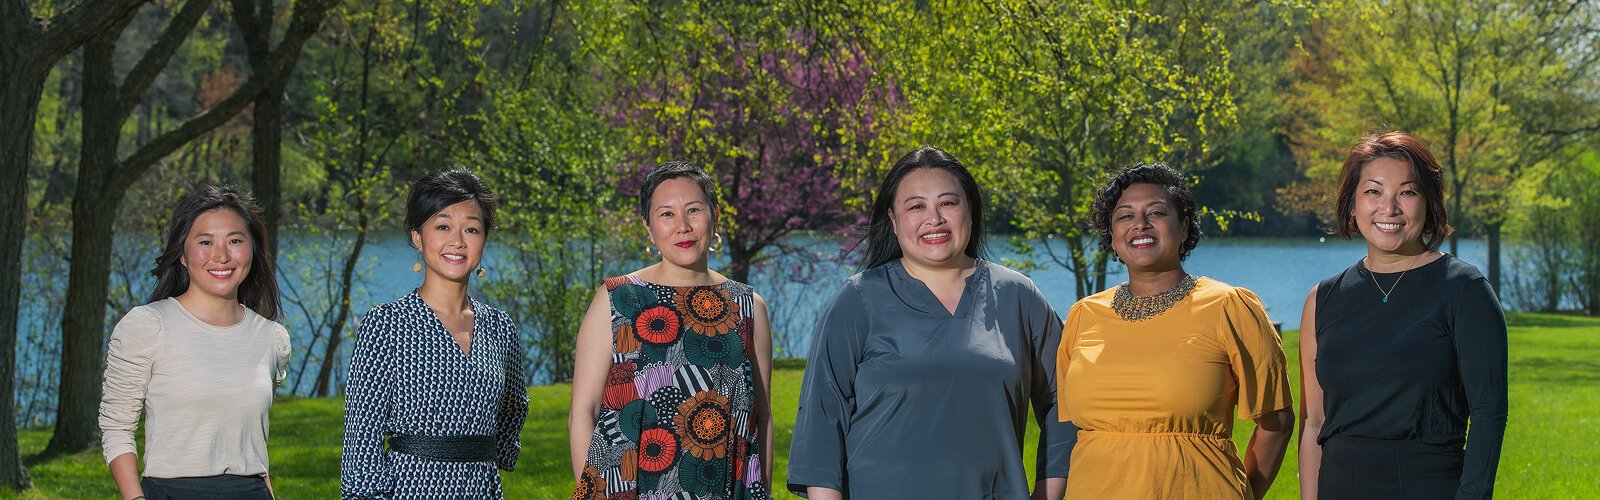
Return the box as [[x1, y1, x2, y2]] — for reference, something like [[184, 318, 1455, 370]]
[[475, 59, 636, 383], [1505, 147, 1600, 313], [870, 0, 1253, 297]]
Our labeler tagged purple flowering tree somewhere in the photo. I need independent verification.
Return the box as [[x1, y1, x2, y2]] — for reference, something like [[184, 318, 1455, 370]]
[[615, 33, 897, 283]]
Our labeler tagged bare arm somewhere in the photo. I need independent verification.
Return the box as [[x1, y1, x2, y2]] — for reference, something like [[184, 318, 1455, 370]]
[[1297, 285, 1325, 500], [1244, 408, 1295, 499], [108, 453, 143, 500], [806, 487, 844, 499], [751, 293, 775, 483], [569, 287, 614, 480], [1032, 478, 1066, 500]]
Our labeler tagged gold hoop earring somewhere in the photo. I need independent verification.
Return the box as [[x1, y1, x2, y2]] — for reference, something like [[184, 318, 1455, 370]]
[[709, 233, 723, 253], [644, 244, 658, 260]]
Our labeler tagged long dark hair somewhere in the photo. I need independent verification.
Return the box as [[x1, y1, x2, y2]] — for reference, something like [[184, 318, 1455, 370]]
[[147, 185, 281, 320], [1333, 131, 1452, 251], [860, 146, 987, 271]]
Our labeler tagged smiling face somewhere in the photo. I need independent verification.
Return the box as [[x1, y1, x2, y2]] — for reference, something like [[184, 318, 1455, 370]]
[[410, 200, 486, 283], [180, 209, 254, 301], [1353, 157, 1427, 255], [1108, 183, 1187, 273], [644, 177, 715, 269], [890, 168, 972, 270]]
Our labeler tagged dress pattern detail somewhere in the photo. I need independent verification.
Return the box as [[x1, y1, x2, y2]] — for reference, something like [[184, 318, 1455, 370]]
[[576, 276, 770, 500], [340, 292, 529, 499]]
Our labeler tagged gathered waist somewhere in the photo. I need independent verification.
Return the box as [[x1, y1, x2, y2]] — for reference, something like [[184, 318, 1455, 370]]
[[1079, 429, 1230, 441]]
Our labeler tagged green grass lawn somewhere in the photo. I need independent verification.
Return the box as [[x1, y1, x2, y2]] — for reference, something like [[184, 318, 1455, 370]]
[[5, 313, 1596, 499]]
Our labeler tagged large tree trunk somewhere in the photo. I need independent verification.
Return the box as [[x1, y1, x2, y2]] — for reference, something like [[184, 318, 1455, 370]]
[[238, 0, 284, 256], [46, 31, 131, 457], [0, 52, 51, 493], [251, 84, 286, 256]]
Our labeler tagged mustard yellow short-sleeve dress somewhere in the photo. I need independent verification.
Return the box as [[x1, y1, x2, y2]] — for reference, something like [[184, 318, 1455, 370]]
[[1057, 277, 1291, 499]]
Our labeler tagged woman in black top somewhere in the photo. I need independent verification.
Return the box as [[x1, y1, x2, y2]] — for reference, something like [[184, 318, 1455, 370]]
[[1298, 132, 1507, 499]]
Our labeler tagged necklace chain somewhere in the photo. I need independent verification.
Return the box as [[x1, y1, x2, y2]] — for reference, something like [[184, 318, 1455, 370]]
[[1111, 274, 1200, 322], [1367, 267, 1408, 303], [1365, 255, 1425, 304]]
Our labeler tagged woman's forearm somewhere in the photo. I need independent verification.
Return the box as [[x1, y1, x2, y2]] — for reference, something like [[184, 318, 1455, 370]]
[[108, 452, 143, 500], [1243, 409, 1295, 499]]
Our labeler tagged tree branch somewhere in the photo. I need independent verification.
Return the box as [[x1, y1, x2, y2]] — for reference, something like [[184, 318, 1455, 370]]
[[33, 0, 147, 58], [113, 0, 336, 187], [118, 0, 217, 119]]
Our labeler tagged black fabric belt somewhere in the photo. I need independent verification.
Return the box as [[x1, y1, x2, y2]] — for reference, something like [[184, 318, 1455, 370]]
[[387, 434, 496, 462]]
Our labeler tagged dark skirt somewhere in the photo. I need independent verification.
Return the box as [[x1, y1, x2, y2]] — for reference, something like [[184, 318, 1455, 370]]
[[140, 474, 272, 500], [1319, 434, 1464, 499]]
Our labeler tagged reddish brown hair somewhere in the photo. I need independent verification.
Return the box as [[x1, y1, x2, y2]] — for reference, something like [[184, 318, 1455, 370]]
[[1333, 131, 1453, 251]]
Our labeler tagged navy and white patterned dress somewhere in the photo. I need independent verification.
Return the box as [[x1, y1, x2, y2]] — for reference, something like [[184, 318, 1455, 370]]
[[340, 291, 529, 499]]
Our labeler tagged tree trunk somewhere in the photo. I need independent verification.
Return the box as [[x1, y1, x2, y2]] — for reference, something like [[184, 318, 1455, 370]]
[[0, 52, 50, 493], [314, 210, 368, 396], [238, 0, 283, 257], [251, 83, 286, 257], [728, 238, 753, 284], [46, 33, 131, 457], [1486, 221, 1501, 294]]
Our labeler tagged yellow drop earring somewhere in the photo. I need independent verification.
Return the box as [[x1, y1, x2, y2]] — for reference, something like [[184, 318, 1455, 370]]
[[413, 252, 422, 272]]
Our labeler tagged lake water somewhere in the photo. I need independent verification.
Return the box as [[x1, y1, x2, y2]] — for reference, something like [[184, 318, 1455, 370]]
[[304, 233, 1497, 352], [11, 232, 1500, 407]]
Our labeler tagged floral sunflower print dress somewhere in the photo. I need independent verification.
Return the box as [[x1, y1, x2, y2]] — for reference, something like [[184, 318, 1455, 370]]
[[574, 275, 771, 500]]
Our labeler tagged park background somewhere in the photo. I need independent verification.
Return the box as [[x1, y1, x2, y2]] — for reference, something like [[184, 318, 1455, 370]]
[[3, 0, 1599, 497]]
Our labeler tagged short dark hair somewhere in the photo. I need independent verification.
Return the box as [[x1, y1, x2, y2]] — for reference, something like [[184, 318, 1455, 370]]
[[1334, 131, 1452, 251], [861, 146, 987, 271], [147, 185, 281, 320], [1089, 163, 1203, 261], [637, 161, 720, 219], [406, 167, 500, 240]]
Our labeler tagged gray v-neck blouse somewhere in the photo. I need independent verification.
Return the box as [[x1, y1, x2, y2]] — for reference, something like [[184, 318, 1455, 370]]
[[787, 260, 1076, 498]]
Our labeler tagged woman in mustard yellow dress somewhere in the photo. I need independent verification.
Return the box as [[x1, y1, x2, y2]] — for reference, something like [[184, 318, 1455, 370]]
[[1057, 164, 1294, 499]]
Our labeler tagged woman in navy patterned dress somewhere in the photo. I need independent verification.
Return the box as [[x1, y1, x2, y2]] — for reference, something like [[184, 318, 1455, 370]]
[[341, 168, 529, 499], [569, 161, 775, 499]]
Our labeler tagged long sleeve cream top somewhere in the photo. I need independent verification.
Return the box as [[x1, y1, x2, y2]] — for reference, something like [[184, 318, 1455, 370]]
[[98, 298, 290, 478]]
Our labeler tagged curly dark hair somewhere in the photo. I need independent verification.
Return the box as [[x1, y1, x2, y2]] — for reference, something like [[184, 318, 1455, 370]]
[[1088, 163, 1203, 261]]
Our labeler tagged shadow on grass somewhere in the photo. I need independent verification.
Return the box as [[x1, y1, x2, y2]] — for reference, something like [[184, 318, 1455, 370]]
[[1507, 312, 1600, 329], [1510, 356, 1600, 385]]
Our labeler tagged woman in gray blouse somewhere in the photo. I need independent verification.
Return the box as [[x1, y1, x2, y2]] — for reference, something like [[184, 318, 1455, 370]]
[[787, 147, 1076, 499]]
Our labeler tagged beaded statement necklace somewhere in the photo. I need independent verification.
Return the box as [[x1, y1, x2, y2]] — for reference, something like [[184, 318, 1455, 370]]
[[1111, 274, 1200, 322]]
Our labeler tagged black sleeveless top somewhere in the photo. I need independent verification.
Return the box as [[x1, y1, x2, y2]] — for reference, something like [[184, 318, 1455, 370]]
[[1313, 254, 1507, 498]]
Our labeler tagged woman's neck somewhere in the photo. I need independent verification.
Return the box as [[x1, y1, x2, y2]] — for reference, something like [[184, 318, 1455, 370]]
[[1365, 247, 1440, 273], [418, 277, 470, 313], [639, 260, 719, 286], [900, 255, 977, 286], [174, 290, 244, 327], [1126, 267, 1187, 296]]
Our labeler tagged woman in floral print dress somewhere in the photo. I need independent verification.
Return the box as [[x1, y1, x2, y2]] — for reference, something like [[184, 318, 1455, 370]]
[[570, 161, 774, 499]]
